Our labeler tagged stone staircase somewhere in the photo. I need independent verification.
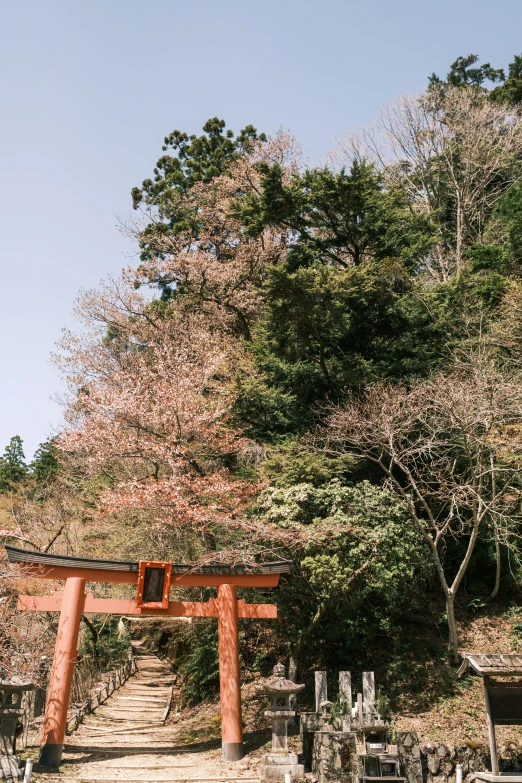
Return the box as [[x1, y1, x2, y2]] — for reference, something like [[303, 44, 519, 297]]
[[31, 643, 260, 783]]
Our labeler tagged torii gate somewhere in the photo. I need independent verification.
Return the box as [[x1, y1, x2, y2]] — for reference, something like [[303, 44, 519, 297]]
[[6, 545, 290, 768]]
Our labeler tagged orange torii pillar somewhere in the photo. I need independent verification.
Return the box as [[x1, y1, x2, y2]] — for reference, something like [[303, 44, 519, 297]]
[[39, 577, 86, 768], [218, 584, 243, 761]]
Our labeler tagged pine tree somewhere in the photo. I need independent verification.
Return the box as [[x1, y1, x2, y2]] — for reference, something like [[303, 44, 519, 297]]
[[30, 438, 59, 483], [0, 435, 28, 492]]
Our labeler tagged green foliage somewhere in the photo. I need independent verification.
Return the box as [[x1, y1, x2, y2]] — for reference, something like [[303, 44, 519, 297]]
[[467, 597, 487, 614], [443, 259, 512, 312], [441, 184, 522, 313], [30, 439, 59, 484], [501, 605, 522, 656], [236, 160, 433, 271], [263, 439, 354, 488], [132, 117, 265, 285], [254, 480, 429, 667], [232, 366, 300, 441], [179, 621, 220, 703], [430, 54, 505, 89], [430, 52, 522, 106], [80, 617, 130, 665], [263, 260, 445, 381], [234, 261, 451, 439], [0, 436, 28, 493], [133, 118, 264, 208], [325, 695, 350, 725], [376, 688, 393, 722], [494, 182, 522, 261], [491, 55, 522, 105]]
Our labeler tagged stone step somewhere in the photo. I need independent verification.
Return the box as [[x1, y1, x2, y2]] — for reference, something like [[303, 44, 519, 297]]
[[127, 682, 175, 687], [102, 712, 167, 716], [114, 695, 165, 704], [84, 715, 163, 726], [43, 780, 258, 783], [120, 689, 172, 694], [79, 778, 259, 782], [91, 766, 219, 770], [64, 747, 204, 755], [98, 707, 166, 712]]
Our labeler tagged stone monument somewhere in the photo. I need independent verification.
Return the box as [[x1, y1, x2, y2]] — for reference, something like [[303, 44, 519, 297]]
[[258, 663, 305, 781]]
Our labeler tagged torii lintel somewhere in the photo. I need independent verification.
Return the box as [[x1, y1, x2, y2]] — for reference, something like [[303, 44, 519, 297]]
[[17, 593, 277, 618]]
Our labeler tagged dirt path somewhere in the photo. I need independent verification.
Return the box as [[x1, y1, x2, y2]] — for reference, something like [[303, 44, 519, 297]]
[[30, 645, 261, 783]]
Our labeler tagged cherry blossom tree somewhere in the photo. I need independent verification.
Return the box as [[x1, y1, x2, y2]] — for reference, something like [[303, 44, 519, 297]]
[[55, 134, 305, 557], [56, 276, 263, 558]]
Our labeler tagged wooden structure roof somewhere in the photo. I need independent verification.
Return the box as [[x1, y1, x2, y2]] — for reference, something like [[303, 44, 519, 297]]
[[5, 545, 291, 576], [459, 654, 522, 778], [459, 654, 522, 677]]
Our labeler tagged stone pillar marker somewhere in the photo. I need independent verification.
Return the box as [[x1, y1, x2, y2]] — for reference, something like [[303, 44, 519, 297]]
[[258, 663, 305, 781], [362, 671, 375, 721], [339, 671, 352, 731], [315, 671, 327, 713]]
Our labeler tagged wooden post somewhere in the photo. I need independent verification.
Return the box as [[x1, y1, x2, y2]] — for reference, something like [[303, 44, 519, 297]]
[[339, 671, 352, 731], [315, 671, 327, 713], [39, 577, 85, 768], [217, 583, 243, 761], [483, 676, 499, 775], [33, 656, 49, 719], [20, 689, 33, 749]]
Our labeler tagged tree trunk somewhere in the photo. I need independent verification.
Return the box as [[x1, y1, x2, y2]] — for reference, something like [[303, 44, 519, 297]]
[[446, 593, 460, 664], [489, 453, 501, 600], [81, 615, 99, 659], [490, 525, 501, 600], [456, 205, 462, 271]]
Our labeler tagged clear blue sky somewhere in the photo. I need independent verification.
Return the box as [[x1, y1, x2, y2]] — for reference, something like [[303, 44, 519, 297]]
[[1, 0, 522, 459]]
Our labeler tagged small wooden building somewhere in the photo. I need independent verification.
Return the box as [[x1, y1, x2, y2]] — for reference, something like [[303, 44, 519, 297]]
[[459, 654, 522, 782]]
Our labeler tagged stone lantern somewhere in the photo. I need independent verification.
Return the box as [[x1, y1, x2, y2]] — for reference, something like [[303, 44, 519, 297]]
[[258, 663, 305, 781], [0, 680, 34, 781]]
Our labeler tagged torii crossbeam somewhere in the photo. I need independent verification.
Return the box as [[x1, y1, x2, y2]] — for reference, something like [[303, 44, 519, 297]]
[[6, 545, 291, 767]]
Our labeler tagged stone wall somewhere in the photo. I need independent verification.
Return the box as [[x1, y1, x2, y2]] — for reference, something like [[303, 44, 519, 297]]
[[398, 731, 522, 783], [301, 711, 323, 772], [303, 720, 522, 783], [304, 727, 522, 783], [312, 731, 358, 783], [423, 742, 489, 783], [397, 731, 424, 783]]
